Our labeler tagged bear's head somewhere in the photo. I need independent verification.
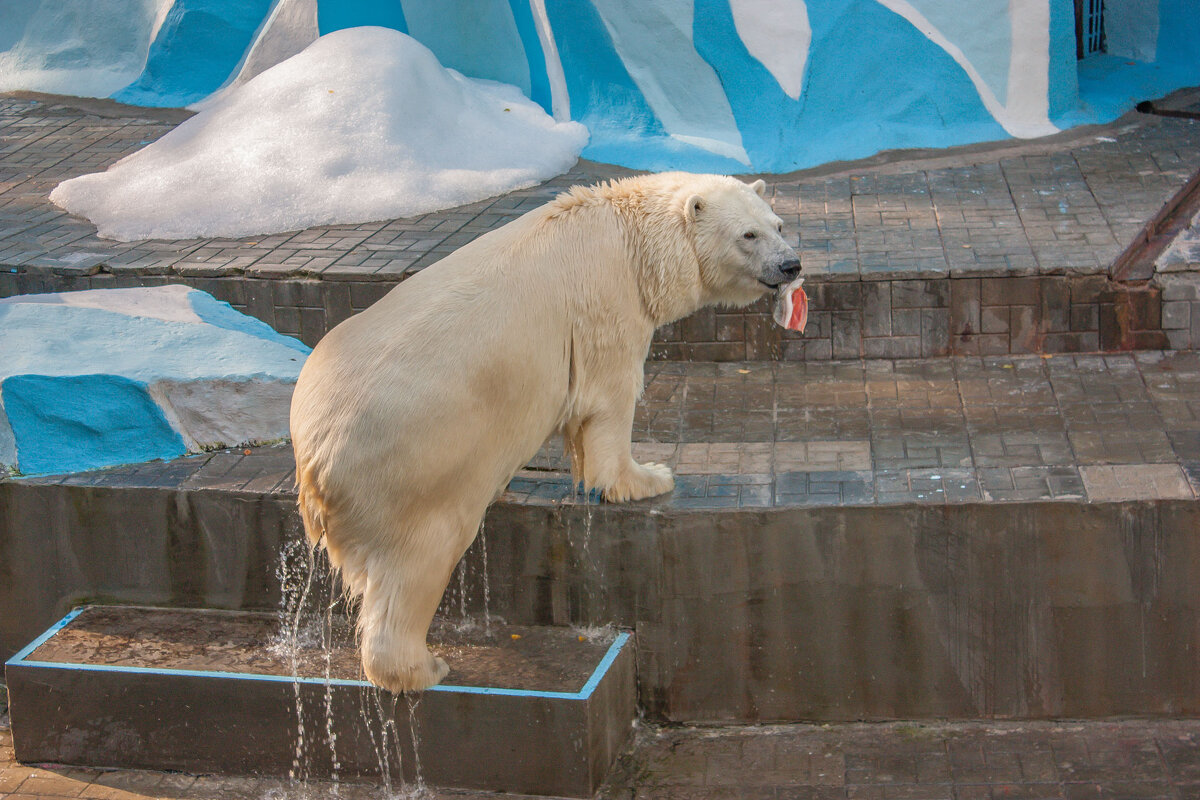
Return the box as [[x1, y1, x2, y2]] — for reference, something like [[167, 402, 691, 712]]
[[685, 177, 801, 309]]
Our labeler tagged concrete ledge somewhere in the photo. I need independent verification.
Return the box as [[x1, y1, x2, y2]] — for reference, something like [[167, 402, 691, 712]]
[[5, 606, 636, 798], [3, 476, 1198, 723]]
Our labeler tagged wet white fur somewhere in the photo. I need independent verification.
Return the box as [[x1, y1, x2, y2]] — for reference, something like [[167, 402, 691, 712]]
[[290, 173, 794, 692]]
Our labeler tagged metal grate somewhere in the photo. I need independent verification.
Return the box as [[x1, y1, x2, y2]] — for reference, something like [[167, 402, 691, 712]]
[[1082, 0, 1105, 56]]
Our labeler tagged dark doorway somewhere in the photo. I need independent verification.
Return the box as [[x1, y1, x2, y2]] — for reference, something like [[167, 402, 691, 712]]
[[1075, 0, 1106, 58]]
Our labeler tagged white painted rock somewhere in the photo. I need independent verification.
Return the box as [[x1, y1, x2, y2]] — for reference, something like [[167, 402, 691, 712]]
[[0, 285, 309, 476]]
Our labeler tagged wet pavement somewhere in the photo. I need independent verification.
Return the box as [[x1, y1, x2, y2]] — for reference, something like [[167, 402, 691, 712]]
[[19, 351, 1200, 507], [6, 713, 1200, 800]]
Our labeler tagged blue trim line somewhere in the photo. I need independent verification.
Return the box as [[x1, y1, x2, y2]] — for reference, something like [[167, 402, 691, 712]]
[[578, 631, 630, 699], [6, 609, 631, 702], [5, 607, 86, 667]]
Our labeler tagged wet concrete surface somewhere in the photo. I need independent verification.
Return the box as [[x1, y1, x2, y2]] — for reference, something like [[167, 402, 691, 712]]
[[26, 605, 613, 694]]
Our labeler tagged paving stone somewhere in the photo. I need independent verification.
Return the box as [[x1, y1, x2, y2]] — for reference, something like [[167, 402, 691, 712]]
[[4, 96, 1200, 364], [8, 351, 1193, 509], [978, 465, 1085, 501], [1079, 464, 1196, 502]]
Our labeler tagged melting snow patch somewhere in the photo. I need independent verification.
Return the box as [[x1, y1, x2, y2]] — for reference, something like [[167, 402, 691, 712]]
[[0, 286, 309, 476], [50, 26, 589, 241]]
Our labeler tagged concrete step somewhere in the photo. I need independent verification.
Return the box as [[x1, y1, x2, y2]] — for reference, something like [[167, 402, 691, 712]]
[[4, 605, 635, 798], [3, 353, 1199, 723], [6, 92, 1200, 362]]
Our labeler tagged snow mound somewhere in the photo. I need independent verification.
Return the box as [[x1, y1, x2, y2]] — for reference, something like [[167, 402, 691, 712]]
[[49, 26, 589, 241], [0, 286, 309, 476]]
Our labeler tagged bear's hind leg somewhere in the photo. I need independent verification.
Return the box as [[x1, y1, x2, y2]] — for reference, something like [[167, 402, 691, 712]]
[[357, 515, 477, 693]]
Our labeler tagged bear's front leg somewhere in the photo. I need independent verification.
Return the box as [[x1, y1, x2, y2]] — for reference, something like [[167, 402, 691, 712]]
[[572, 399, 674, 503]]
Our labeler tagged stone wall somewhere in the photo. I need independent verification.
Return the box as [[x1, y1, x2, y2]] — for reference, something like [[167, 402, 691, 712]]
[[2, 268, 1181, 360], [4, 479, 1199, 722]]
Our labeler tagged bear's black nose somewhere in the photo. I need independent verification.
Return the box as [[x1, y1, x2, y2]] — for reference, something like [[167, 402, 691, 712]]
[[779, 258, 802, 279]]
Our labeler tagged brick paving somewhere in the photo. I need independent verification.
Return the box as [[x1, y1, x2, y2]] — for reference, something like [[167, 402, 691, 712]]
[[7, 709, 1200, 800], [15, 351, 1200, 507], [5, 92, 1200, 359], [4, 93, 1198, 284]]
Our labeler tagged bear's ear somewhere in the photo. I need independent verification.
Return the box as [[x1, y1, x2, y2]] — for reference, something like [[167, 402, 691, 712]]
[[686, 194, 704, 222], [749, 179, 766, 197]]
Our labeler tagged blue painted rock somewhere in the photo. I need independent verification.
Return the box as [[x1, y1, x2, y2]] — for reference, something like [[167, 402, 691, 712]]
[[0, 285, 309, 476]]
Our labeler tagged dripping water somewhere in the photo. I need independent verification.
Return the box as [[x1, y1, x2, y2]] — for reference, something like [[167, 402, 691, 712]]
[[406, 694, 426, 794], [276, 533, 318, 783], [478, 519, 492, 636], [356, 685, 393, 794], [455, 557, 468, 619], [321, 580, 340, 788], [274, 523, 431, 799], [566, 480, 604, 625], [382, 691, 406, 793], [439, 519, 498, 636]]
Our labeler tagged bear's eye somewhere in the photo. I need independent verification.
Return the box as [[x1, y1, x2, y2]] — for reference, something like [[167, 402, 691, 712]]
[[743, 231, 756, 240], [776, 223, 783, 233]]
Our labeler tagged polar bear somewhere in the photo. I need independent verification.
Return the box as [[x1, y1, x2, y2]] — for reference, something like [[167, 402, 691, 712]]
[[290, 173, 800, 692]]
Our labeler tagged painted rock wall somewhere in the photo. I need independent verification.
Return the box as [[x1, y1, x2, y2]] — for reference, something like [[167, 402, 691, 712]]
[[2, 0, 1198, 172], [0, 286, 309, 476]]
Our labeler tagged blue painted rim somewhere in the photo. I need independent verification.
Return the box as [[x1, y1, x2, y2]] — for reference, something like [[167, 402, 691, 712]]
[[5, 607, 631, 701]]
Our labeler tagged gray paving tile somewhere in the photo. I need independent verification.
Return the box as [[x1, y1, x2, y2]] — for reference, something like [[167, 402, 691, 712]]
[[4, 94, 1200, 295], [10, 351, 1197, 508]]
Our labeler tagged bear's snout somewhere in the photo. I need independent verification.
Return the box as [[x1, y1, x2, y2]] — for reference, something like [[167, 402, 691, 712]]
[[761, 256, 802, 288]]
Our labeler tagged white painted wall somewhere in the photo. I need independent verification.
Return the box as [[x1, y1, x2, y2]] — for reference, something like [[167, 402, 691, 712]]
[[0, 0, 173, 97], [729, 0, 811, 101]]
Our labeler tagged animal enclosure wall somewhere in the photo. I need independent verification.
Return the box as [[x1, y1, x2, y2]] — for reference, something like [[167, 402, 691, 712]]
[[2, 0, 1198, 174]]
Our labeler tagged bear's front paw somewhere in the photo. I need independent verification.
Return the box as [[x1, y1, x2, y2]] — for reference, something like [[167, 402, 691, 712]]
[[363, 647, 450, 694], [603, 461, 675, 503]]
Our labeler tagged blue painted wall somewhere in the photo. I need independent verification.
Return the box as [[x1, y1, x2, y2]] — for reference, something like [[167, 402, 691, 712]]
[[696, 0, 1009, 173], [1047, 0, 1080, 119], [0, 287, 310, 476], [317, 0, 407, 35], [545, 0, 681, 169], [3, 374, 186, 475], [4, 0, 1199, 173], [113, 0, 274, 107]]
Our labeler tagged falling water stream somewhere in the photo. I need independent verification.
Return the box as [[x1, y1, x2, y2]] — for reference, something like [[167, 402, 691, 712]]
[[478, 520, 492, 635], [273, 523, 430, 799], [269, 466, 607, 797], [321, 580, 341, 788], [455, 558, 468, 619], [565, 481, 604, 626], [438, 519, 496, 634], [276, 534, 317, 784]]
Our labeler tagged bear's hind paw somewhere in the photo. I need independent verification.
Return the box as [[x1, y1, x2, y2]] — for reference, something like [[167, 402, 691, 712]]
[[363, 649, 450, 694]]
